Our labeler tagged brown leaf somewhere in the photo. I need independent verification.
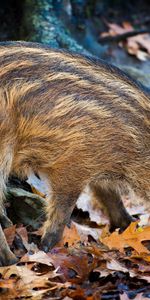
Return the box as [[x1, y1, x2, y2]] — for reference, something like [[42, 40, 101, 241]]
[[122, 21, 133, 30], [58, 222, 81, 247], [101, 222, 150, 254], [100, 22, 150, 60], [130, 34, 150, 54], [16, 226, 28, 245], [0, 278, 15, 289], [107, 259, 135, 275], [4, 225, 16, 246], [77, 187, 109, 225], [49, 247, 96, 283], [20, 250, 54, 266], [31, 185, 46, 198], [0, 264, 66, 299], [108, 22, 132, 35], [73, 222, 102, 242]]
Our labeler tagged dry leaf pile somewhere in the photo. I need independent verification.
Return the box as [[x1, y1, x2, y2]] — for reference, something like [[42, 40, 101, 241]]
[[0, 178, 150, 300], [100, 22, 150, 61]]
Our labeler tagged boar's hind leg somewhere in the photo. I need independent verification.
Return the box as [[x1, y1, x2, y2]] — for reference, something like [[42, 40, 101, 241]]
[[0, 209, 13, 228], [90, 183, 133, 231]]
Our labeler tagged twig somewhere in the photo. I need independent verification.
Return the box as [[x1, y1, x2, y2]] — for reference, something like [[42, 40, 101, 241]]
[[99, 29, 150, 44]]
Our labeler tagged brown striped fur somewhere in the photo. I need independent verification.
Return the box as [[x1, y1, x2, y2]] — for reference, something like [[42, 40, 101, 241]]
[[0, 41, 149, 265]]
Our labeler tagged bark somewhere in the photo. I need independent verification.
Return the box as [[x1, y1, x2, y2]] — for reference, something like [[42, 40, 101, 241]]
[[70, 0, 87, 27], [21, 0, 90, 55]]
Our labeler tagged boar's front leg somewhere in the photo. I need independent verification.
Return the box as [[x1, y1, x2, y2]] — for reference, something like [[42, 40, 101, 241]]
[[41, 191, 79, 252], [0, 208, 13, 228], [41, 169, 82, 252], [0, 176, 17, 265], [0, 224, 18, 266]]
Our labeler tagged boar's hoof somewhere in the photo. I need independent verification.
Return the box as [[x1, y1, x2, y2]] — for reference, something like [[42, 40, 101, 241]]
[[41, 231, 61, 253], [110, 215, 136, 233]]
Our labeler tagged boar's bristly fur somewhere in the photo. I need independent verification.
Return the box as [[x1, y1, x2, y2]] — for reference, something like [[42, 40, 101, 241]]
[[0, 41, 149, 265]]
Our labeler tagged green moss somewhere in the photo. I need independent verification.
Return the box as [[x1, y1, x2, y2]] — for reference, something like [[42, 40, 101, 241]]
[[21, 0, 89, 54]]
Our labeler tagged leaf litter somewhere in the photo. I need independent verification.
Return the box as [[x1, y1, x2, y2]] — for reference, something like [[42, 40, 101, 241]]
[[100, 21, 150, 61], [1, 175, 150, 299]]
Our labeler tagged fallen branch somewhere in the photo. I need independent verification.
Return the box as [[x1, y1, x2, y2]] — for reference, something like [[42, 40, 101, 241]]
[[99, 29, 150, 43]]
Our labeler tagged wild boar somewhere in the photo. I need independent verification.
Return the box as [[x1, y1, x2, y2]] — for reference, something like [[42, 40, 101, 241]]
[[0, 41, 149, 265]]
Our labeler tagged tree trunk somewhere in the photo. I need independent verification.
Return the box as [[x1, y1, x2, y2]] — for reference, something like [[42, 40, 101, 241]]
[[21, 0, 90, 54]]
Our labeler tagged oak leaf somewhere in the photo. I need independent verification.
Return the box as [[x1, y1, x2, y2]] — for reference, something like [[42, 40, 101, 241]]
[[58, 222, 81, 247], [4, 225, 16, 246], [101, 221, 150, 254], [101, 22, 150, 60]]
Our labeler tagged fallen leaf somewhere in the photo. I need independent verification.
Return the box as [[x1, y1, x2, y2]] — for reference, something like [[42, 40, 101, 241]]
[[74, 222, 102, 242], [58, 222, 81, 247], [136, 50, 149, 61], [107, 258, 134, 275], [0, 278, 15, 289], [120, 292, 130, 300], [4, 225, 16, 246], [100, 22, 150, 60], [77, 186, 109, 225], [108, 22, 133, 35], [101, 222, 150, 254], [20, 250, 54, 266], [0, 264, 68, 299], [16, 226, 29, 250]]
